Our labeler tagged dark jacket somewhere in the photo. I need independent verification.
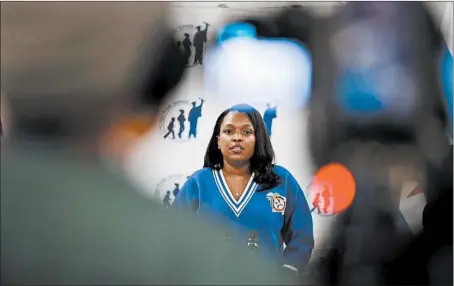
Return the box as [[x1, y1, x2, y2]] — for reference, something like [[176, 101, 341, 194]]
[[1, 143, 289, 285]]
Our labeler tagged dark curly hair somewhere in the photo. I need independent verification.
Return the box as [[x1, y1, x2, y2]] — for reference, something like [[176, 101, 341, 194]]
[[203, 104, 281, 191]]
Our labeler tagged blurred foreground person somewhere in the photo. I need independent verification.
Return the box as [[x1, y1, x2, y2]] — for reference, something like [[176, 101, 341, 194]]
[[0, 3, 288, 284], [1, 92, 10, 141]]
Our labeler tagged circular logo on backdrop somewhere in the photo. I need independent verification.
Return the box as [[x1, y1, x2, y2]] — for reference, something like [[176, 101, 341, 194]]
[[175, 22, 211, 68], [155, 174, 189, 207], [159, 98, 205, 141]]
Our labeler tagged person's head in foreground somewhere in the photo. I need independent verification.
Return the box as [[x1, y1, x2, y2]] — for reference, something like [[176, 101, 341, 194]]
[[204, 104, 280, 190], [1, 2, 186, 161], [0, 3, 294, 285]]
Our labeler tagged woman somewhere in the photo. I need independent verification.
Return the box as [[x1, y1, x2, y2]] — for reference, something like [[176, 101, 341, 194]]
[[174, 104, 314, 273]]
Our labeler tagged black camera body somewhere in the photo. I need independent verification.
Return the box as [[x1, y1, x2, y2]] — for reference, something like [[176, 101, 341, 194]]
[[308, 2, 450, 169]]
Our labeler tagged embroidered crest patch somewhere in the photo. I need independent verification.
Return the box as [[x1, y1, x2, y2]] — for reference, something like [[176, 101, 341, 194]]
[[266, 192, 287, 215]]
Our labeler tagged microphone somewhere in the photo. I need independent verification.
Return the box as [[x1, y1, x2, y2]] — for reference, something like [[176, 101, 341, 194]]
[[247, 231, 259, 258]]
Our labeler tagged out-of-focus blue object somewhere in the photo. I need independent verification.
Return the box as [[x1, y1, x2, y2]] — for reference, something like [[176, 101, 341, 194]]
[[339, 47, 452, 123], [338, 71, 384, 113], [441, 48, 453, 125], [334, 16, 415, 119], [217, 22, 257, 44]]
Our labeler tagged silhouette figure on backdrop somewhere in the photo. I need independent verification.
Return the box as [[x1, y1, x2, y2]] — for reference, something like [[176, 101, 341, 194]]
[[176, 41, 186, 56], [162, 191, 172, 207], [312, 193, 322, 214], [322, 186, 332, 214], [188, 98, 205, 139], [172, 183, 180, 197], [193, 22, 210, 65], [182, 33, 192, 65], [163, 117, 176, 139], [263, 103, 277, 136], [177, 109, 186, 139]]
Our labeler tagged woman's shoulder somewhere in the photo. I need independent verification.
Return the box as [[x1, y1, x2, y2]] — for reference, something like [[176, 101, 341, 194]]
[[272, 165, 293, 178], [272, 165, 304, 192], [188, 167, 214, 180]]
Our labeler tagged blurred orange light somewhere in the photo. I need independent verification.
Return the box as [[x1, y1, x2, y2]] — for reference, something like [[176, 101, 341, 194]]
[[309, 163, 356, 215]]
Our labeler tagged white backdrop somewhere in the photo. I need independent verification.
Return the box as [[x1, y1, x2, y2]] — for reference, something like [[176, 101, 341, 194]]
[[125, 2, 431, 254]]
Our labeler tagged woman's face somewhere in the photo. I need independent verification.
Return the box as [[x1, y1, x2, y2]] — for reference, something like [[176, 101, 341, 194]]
[[218, 111, 256, 165]]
